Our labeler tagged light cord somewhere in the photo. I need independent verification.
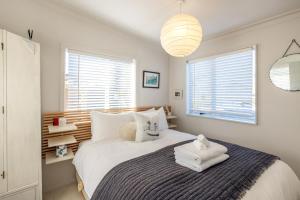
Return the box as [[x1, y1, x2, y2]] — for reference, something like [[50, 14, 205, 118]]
[[178, 0, 185, 14]]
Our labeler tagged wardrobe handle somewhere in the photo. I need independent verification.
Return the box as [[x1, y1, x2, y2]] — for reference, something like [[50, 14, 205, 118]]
[[1, 171, 5, 179]]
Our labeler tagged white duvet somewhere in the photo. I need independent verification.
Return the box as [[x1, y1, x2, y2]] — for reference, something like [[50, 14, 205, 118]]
[[73, 129, 300, 200]]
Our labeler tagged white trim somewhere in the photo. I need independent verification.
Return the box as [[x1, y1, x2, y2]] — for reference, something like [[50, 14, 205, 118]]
[[185, 61, 190, 117], [60, 43, 136, 63], [203, 8, 300, 42], [67, 48, 134, 64], [59, 46, 66, 111], [187, 46, 255, 64], [253, 45, 258, 125], [186, 113, 256, 125], [3, 30, 7, 194], [0, 183, 38, 198]]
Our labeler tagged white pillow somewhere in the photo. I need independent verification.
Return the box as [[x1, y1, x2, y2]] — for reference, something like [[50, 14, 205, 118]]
[[134, 112, 160, 142], [157, 107, 169, 130], [91, 111, 134, 142], [145, 107, 168, 131]]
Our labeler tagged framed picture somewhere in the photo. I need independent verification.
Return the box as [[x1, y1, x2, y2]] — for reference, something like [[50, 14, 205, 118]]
[[173, 89, 183, 100], [143, 71, 160, 88]]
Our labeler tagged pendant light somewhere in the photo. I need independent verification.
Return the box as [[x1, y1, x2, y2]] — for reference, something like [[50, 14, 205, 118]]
[[160, 0, 203, 57]]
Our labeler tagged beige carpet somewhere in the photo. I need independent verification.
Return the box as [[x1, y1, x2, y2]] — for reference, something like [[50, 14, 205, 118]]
[[44, 183, 84, 200]]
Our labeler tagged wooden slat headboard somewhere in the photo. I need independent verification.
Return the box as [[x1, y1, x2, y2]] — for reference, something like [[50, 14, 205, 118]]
[[42, 106, 171, 158]]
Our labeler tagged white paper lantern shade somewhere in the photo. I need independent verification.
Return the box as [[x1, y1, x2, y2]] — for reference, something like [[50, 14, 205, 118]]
[[160, 14, 203, 57]]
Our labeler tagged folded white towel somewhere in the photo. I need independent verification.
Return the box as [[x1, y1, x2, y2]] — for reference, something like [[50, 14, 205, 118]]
[[174, 154, 202, 165], [193, 134, 210, 150], [176, 154, 229, 172], [175, 153, 224, 168], [174, 141, 228, 163]]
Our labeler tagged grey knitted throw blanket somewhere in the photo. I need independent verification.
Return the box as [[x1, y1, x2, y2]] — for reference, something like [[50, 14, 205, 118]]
[[91, 139, 278, 200]]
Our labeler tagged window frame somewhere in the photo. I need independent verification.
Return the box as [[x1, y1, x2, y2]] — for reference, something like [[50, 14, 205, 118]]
[[186, 46, 257, 125], [61, 46, 137, 111]]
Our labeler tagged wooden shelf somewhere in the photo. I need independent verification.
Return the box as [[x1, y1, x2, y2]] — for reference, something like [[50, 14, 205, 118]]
[[48, 124, 77, 133], [45, 148, 74, 165], [48, 135, 77, 148], [166, 115, 177, 120], [168, 124, 177, 129]]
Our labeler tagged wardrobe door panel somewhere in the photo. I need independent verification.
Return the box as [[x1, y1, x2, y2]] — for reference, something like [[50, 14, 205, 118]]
[[1, 188, 35, 200], [6, 31, 40, 191], [0, 30, 6, 195]]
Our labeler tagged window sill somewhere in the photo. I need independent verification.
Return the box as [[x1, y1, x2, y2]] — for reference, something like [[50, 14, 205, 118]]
[[186, 113, 257, 125]]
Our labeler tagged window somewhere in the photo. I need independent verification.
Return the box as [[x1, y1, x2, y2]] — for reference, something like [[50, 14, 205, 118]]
[[64, 49, 136, 111], [186, 47, 256, 124]]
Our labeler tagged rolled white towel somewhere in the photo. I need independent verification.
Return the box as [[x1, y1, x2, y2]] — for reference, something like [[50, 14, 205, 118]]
[[193, 134, 210, 150], [193, 140, 207, 150], [176, 154, 229, 172], [174, 141, 228, 163]]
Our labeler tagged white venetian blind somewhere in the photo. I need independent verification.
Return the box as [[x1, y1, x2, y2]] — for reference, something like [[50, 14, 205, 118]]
[[64, 49, 136, 111], [187, 47, 256, 124]]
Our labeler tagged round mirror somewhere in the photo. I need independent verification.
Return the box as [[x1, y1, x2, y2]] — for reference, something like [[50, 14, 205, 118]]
[[270, 54, 300, 91]]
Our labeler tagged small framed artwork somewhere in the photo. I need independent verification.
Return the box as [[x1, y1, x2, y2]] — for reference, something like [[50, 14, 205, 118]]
[[143, 71, 160, 88], [173, 89, 183, 100]]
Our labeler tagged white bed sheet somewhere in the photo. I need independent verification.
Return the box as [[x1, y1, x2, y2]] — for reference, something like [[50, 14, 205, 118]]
[[73, 129, 300, 200]]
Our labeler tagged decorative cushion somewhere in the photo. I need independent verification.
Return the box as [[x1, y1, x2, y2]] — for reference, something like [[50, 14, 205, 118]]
[[119, 122, 136, 141], [144, 107, 169, 131], [91, 111, 134, 142], [134, 112, 160, 142]]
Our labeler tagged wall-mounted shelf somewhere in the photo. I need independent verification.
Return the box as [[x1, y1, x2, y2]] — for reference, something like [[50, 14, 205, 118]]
[[168, 124, 177, 129], [45, 148, 74, 165], [167, 115, 177, 129], [48, 124, 77, 133], [48, 135, 77, 148], [166, 115, 177, 120], [45, 135, 77, 165]]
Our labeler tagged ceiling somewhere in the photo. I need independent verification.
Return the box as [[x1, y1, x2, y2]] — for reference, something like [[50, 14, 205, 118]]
[[47, 0, 300, 42]]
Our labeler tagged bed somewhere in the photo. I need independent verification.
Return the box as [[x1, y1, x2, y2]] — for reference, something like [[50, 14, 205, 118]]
[[73, 129, 300, 200]]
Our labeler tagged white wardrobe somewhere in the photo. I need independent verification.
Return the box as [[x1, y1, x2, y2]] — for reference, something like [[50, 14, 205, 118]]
[[0, 30, 41, 200]]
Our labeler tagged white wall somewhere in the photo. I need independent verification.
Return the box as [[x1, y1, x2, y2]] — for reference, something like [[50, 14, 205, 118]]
[[169, 11, 300, 177], [0, 0, 169, 112], [0, 0, 169, 192]]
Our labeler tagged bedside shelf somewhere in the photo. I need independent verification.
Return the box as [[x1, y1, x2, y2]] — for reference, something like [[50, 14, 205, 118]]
[[166, 115, 177, 120], [167, 115, 177, 129], [168, 124, 177, 129], [45, 148, 74, 165], [48, 124, 78, 133], [48, 135, 77, 148]]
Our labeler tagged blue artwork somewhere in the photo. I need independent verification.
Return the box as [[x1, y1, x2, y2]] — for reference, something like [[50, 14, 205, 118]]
[[143, 71, 160, 88]]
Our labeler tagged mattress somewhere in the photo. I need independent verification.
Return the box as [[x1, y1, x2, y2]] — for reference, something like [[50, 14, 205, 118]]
[[73, 129, 300, 200]]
